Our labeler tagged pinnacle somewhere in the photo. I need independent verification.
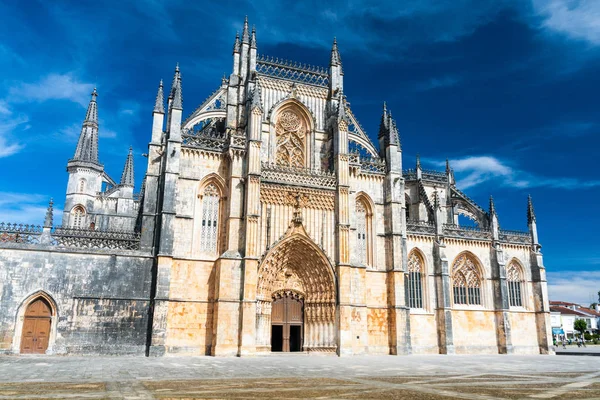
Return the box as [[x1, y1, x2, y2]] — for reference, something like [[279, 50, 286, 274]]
[[233, 31, 241, 53], [120, 147, 135, 186], [489, 195, 496, 215], [153, 79, 165, 114], [416, 154, 421, 169], [330, 37, 341, 66], [242, 16, 250, 43], [43, 198, 54, 228], [250, 25, 257, 48], [527, 195, 536, 223]]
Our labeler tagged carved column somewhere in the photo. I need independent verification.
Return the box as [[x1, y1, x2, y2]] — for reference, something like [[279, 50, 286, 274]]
[[491, 242, 514, 354], [239, 105, 263, 355], [212, 141, 245, 356]]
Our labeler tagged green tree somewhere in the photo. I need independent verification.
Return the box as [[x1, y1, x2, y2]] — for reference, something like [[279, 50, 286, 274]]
[[574, 319, 588, 335]]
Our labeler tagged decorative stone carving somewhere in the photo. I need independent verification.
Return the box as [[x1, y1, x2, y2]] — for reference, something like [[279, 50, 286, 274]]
[[275, 110, 306, 168]]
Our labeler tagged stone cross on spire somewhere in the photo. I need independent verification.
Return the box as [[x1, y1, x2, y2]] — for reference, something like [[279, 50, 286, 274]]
[[120, 147, 135, 187], [73, 88, 100, 164]]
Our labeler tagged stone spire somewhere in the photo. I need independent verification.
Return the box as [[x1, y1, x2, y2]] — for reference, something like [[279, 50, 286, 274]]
[[527, 195, 536, 224], [242, 16, 250, 43], [120, 147, 134, 186], [153, 80, 164, 114], [233, 31, 241, 53], [170, 64, 182, 110], [446, 159, 455, 186], [378, 103, 399, 147], [489, 195, 496, 216], [43, 198, 54, 228], [250, 25, 257, 48], [330, 37, 342, 67], [73, 88, 100, 164]]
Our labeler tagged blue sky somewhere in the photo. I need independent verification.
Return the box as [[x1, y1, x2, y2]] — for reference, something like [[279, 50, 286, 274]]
[[0, 0, 598, 305]]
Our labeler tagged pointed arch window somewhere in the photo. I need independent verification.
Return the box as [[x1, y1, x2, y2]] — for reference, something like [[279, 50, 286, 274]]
[[71, 206, 86, 228], [200, 184, 220, 254], [407, 251, 424, 309], [275, 109, 306, 168], [78, 179, 86, 192], [356, 201, 367, 266], [507, 261, 523, 307], [452, 254, 482, 306], [355, 196, 374, 268]]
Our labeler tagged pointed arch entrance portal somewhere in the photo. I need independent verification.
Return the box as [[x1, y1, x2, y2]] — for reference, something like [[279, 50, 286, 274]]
[[21, 297, 52, 354], [256, 217, 337, 353]]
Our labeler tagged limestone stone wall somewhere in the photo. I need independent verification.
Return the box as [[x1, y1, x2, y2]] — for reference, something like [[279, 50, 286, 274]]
[[452, 310, 497, 354], [509, 311, 540, 354], [0, 245, 153, 355]]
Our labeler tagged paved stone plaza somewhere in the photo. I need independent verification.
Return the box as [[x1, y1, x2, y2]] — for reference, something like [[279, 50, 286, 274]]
[[0, 354, 599, 399]]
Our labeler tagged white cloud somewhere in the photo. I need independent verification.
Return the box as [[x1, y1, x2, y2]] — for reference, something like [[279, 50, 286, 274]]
[[0, 102, 27, 158], [532, 0, 600, 45], [8, 73, 94, 107], [435, 155, 600, 190], [0, 192, 49, 225], [547, 270, 600, 306]]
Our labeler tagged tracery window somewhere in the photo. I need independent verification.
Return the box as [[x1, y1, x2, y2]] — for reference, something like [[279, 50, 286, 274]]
[[507, 261, 523, 307], [275, 110, 306, 168], [71, 206, 86, 228], [200, 184, 220, 253], [407, 251, 424, 309], [355, 197, 374, 268], [452, 254, 482, 306], [356, 201, 367, 266]]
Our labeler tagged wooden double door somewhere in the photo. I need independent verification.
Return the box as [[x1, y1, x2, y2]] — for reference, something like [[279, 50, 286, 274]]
[[271, 294, 303, 352], [20, 298, 52, 354]]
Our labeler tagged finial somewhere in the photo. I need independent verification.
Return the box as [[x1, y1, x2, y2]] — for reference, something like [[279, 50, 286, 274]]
[[250, 25, 257, 48], [416, 154, 421, 169], [330, 37, 341, 66], [446, 159, 450, 173], [233, 31, 241, 53], [91, 87, 98, 100], [383, 101, 387, 114], [153, 79, 165, 114], [170, 63, 182, 109], [242, 16, 250, 43], [489, 195, 496, 216], [44, 198, 54, 228], [527, 195, 536, 224], [120, 147, 135, 186]]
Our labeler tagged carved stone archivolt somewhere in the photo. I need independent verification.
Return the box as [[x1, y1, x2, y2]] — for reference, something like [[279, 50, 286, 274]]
[[255, 219, 337, 350]]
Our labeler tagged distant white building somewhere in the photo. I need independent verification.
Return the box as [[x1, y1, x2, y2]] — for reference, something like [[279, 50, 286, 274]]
[[550, 301, 600, 338]]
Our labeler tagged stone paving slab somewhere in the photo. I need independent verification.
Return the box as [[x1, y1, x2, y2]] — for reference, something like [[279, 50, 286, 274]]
[[0, 354, 599, 399]]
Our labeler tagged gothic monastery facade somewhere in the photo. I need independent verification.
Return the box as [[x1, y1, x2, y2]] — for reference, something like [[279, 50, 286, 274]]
[[0, 19, 553, 356]]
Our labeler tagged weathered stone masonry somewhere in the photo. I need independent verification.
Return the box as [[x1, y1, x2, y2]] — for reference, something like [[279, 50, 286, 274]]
[[0, 18, 553, 356]]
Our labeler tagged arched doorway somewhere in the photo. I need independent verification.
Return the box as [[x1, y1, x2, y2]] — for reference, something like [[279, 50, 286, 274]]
[[271, 291, 304, 352], [20, 297, 52, 354], [256, 219, 337, 353]]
